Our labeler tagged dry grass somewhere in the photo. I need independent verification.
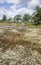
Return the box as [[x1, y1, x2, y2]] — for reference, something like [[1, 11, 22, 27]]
[[0, 29, 41, 52], [24, 28, 41, 44], [0, 28, 41, 65]]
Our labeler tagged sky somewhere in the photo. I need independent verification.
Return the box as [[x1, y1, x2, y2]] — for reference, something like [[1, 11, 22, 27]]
[[0, 0, 41, 19]]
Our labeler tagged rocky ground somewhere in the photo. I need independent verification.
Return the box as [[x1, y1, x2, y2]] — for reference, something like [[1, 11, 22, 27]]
[[0, 28, 41, 65]]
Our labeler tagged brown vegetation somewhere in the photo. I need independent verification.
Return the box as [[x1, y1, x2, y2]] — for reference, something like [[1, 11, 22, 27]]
[[0, 29, 41, 65]]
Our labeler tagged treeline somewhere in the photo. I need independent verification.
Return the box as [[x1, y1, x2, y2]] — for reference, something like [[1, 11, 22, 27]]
[[0, 6, 41, 25]]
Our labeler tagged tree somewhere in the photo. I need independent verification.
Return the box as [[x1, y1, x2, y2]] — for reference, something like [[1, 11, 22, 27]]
[[22, 14, 30, 22], [14, 15, 21, 22], [32, 6, 41, 25], [2, 15, 7, 21]]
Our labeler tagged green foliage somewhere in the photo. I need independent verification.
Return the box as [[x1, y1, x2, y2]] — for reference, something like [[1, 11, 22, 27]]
[[33, 6, 41, 25], [0, 20, 3, 23], [14, 15, 21, 22], [22, 14, 30, 22], [2, 15, 7, 21], [0, 5, 41, 26]]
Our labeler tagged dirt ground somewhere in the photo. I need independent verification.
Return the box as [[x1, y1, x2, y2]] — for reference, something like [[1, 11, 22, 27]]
[[0, 28, 41, 65]]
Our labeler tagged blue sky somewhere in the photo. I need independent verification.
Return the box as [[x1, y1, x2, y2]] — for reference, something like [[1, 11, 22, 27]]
[[0, 0, 41, 19], [0, 2, 14, 10]]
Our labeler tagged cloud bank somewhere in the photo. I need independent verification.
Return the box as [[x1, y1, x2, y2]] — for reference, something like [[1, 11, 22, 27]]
[[0, 0, 41, 19]]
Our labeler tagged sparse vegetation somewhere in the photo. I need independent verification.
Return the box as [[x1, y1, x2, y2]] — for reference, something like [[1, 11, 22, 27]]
[[0, 29, 41, 65], [0, 5, 41, 65]]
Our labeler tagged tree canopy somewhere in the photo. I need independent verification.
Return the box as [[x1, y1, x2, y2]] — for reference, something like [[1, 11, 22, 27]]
[[22, 14, 30, 22], [0, 5, 41, 26], [2, 15, 7, 21], [14, 15, 21, 22], [33, 6, 41, 25]]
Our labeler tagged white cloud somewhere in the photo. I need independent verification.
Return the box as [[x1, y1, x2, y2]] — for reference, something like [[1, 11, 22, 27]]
[[6, 0, 19, 5], [0, 0, 30, 5], [28, 0, 40, 8], [0, 0, 5, 3], [0, 0, 41, 6], [0, 0, 41, 19], [16, 8, 34, 15], [0, 7, 34, 19]]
